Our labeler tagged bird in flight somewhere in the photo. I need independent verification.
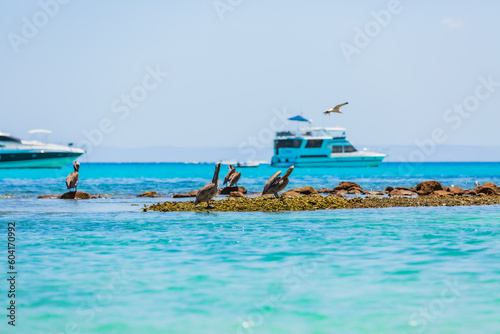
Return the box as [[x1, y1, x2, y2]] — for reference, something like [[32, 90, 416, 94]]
[[324, 102, 348, 115]]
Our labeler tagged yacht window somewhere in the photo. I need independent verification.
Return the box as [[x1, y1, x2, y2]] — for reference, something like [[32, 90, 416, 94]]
[[305, 140, 323, 148], [344, 145, 357, 153], [331, 146, 342, 153], [275, 139, 303, 148], [0, 135, 21, 143]]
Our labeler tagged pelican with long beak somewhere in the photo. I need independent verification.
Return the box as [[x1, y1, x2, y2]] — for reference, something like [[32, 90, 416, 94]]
[[66, 161, 80, 193], [324, 102, 348, 115], [228, 170, 241, 187], [223, 164, 236, 186], [195, 162, 221, 208], [262, 166, 294, 198]]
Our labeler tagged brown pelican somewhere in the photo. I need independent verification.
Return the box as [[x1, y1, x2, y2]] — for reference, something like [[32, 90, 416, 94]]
[[228, 170, 241, 187], [324, 102, 348, 115], [223, 164, 236, 186], [66, 161, 80, 192], [262, 166, 294, 198], [195, 162, 221, 208]]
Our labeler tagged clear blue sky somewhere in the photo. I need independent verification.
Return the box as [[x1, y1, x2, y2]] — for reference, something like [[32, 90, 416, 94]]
[[1, 0, 499, 153]]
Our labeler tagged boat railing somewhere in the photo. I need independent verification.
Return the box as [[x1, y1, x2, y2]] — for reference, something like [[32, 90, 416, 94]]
[[276, 131, 296, 137]]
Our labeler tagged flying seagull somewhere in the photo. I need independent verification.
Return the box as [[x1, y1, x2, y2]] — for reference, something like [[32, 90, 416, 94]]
[[324, 102, 348, 115]]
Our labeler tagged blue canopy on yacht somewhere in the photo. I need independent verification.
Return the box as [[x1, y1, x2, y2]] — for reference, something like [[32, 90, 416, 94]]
[[288, 115, 311, 122]]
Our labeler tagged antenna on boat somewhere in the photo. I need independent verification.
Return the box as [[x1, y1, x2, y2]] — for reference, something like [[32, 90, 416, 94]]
[[287, 114, 312, 135]]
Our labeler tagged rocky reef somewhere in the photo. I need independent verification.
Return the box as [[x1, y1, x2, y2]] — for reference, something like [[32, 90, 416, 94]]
[[38, 192, 107, 200], [146, 181, 500, 212]]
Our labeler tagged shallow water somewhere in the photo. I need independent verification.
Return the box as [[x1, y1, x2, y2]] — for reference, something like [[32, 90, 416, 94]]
[[1, 163, 499, 333]]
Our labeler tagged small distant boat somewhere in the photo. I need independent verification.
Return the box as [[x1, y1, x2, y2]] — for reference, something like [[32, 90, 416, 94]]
[[0, 130, 84, 168], [235, 161, 260, 168]]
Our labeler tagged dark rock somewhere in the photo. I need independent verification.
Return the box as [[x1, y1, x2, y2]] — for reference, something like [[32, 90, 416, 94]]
[[137, 191, 161, 198], [229, 191, 245, 198], [287, 186, 319, 195], [474, 186, 498, 196], [385, 186, 394, 192], [220, 186, 247, 195], [416, 181, 443, 196], [347, 188, 363, 195], [38, 194, 61, 199], [395, 187, 413, 191], [173, 194, 190, 198], [173, 190, 198, 198], [463, 190, 477, 196], [448, 186, 463, 195], [61, 191, 91, 200], [282, 190, 301, 197], [429, 190, 451, 197], [475, 183, 500, 195], [334, 182, 363, 192], [389, 189, 416, 197], [369, 191, 386, 196]]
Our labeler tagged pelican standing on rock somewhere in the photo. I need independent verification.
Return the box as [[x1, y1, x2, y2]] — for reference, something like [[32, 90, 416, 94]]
[[66, 161, 80, 193], [223, 164, 236, 186], [262, 166, 294, 198], [324, 102, 348, 115], [195, 162, 221, 208], [228, 169, 241, 187]]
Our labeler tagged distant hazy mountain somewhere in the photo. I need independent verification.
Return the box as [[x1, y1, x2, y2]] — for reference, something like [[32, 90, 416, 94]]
[[82, 145, 500, 163]]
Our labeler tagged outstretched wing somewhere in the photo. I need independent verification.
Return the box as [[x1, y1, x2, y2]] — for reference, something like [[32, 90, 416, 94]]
[[262, 171, 281, 194], [223, 168, 235, 185], [333, 102, 349, 113]]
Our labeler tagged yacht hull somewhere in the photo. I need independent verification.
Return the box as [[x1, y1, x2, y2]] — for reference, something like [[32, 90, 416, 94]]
[[0, 152, 84, 169], [271, 155, 385, 168]]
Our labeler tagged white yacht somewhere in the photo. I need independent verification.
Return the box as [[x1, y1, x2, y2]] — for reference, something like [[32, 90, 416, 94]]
[[0, 131, 84, 168], [271, 115, 385, 168]]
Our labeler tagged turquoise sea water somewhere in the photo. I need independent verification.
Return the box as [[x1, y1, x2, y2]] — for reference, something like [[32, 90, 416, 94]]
[[1, 163, 500, 333]]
